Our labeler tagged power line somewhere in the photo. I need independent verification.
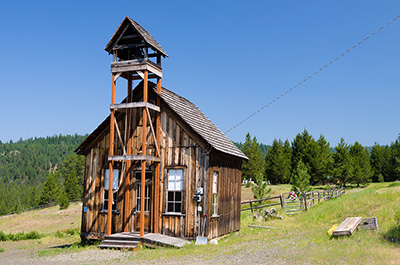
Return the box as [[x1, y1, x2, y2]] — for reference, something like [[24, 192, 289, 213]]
[[224, 14, 400, 135]]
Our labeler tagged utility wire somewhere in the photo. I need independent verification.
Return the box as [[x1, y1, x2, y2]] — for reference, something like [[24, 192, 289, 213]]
[[224, 14, 400, 135]]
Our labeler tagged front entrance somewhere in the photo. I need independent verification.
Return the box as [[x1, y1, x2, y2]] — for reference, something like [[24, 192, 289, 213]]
[[133, 171, 152, 232]]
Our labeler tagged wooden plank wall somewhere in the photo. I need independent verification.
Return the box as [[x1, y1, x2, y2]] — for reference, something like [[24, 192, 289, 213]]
[[159, 110, 204, 238], [207, 153, 242, 239]]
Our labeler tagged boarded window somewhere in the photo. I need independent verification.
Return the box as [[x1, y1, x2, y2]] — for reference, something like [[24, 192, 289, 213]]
[[103, 169, 119, 212], [212, 172, 218, 216], [166, 169, 183, 213]]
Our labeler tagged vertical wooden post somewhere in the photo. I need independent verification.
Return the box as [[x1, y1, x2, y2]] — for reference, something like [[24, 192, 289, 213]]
[[124, 74, 133, 232], [107, 74, 116, 236], [140, 70, 148, 237], [303, 193, 308, 211], [154, 77, 161, 233]]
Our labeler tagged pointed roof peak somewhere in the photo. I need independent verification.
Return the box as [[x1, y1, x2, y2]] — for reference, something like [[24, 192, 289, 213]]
[[105, 16, 168, 57]]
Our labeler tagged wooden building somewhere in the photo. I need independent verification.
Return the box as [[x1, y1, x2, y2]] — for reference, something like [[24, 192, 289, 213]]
[[75, 17, 247, 241]]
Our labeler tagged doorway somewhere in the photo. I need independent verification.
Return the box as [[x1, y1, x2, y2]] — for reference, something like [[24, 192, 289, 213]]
[[133, 171, 152, 232]]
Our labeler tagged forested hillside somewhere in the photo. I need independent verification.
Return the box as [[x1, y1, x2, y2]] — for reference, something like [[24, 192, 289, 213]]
[[0, 134, 86, 215]]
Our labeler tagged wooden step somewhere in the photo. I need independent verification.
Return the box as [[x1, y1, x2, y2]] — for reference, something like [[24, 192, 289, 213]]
[[98, 237, 141, 249]]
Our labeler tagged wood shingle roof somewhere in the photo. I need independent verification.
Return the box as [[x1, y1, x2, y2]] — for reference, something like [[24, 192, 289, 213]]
[[158, 84, 247, 160]]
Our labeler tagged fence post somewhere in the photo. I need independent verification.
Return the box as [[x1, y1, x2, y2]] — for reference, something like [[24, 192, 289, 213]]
[[303, 193, 308, 211], [250, 201, 253, 214], [280, 195, 284, 210]]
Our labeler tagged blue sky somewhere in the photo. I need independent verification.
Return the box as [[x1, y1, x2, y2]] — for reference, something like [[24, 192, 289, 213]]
[[0, 1, 399, 147]]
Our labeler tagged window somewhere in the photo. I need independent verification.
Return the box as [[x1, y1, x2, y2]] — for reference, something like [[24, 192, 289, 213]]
[[166, 169, 183, 213], [103, 169, 119, 212], [212, 172, 218, 216], [136, 184, 150, 213]]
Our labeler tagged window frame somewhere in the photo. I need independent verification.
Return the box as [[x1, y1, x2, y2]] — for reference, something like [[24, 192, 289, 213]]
[[102, 168, 120, 212], [166, 169, 184, 214], [212, 171, 218, 217]]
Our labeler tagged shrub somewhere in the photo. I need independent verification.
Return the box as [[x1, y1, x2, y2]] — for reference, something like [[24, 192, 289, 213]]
[[25, 231, 41, 240], [0, 231, 8, 241]]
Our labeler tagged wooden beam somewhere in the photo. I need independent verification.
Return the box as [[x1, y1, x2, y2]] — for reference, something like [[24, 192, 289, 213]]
[[107, 74, 116, 236], [120, 34, 140, 40], [154, 77, 161, 234], [140, 70, 148, 237], [113, 43, 146, 50], [145, 106, 160, 157], [136, 71, 145, 79], [114, 24, 130, 46], [114, 72, 122, 82], [111, 62, 162, 78], [110, 102, 160, 112], [132, 73, 158, 80], [124, 74, 133, 232], [108, 155, 160, 162], [114, 118, 126, 155]]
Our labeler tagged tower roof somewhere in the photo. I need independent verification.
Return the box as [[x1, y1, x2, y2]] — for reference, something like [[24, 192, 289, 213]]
[[105, 17, 168, 57]]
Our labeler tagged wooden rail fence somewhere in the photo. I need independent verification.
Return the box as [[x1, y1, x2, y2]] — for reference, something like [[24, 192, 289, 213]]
[[241, 187, 345, 215]]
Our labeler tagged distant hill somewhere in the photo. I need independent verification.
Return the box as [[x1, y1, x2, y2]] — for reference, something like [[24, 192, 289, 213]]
[[234, 141, 270, 158], [0, 134, 86, 215]]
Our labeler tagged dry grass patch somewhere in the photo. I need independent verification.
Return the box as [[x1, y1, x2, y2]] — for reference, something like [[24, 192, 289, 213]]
[[0, 203, 81, 234]]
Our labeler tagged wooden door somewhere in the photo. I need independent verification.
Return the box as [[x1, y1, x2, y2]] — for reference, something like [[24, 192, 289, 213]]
[[133, 182, 151, 232]]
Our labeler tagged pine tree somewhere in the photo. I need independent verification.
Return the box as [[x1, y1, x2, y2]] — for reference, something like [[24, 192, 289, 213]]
[[290, 160, 311, 195], [349, 142, 372, 186], [265, 139, 291, 184], [291, 129, 313, 174], [370, 143, 391, 182], [333, 138, 353, 187], [64, 169, 81, 201], [241, 133, 265, 183], [38, 172, 62, 205], [251, 173, 271, 206], [390, 137, 400, 181], [313, 135, 333, 184]]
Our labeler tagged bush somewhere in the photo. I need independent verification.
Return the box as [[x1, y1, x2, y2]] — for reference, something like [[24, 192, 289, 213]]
[[25, 231, 41, 240], [0, 231, 42, 241], [0, 231, 8, 241], [0, 247, 4, 252]]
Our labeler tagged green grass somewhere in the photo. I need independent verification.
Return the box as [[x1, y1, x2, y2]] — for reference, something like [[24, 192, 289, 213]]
[[2, 183, 400, 264], [0, 230, 43, 241], [129, 182, 400, 264]]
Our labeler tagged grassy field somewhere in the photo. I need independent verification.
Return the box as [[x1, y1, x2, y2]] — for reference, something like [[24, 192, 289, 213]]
[[1, 184, 400, 264]]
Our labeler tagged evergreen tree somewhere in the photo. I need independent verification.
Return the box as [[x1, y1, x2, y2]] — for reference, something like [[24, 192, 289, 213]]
[[333, 138, 353, 187], [390, 136, 400, 181], [38, 172, 62, 205], [241, 133, 265, 182], [290, 160, 311, 195], [370, 143, 391, 182], [312, 135, 333, 184], [251, 173, 271, 206], [60, 154, 85, 191], [265, 139, 291, 184], [291, 129, 313, 174], [349, 142, 372, 186], [64, 169, 81, 201]]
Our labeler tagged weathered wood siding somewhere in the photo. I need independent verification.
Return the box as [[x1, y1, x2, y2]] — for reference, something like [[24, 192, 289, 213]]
[[207, 153, 242, 239]]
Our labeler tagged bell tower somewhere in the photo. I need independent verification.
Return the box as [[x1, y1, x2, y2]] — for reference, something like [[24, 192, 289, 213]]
[[104, 17, 168, 237]]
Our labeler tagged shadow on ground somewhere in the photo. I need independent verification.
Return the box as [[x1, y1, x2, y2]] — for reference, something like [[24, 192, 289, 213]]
[[383, 224, 400, 244]]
